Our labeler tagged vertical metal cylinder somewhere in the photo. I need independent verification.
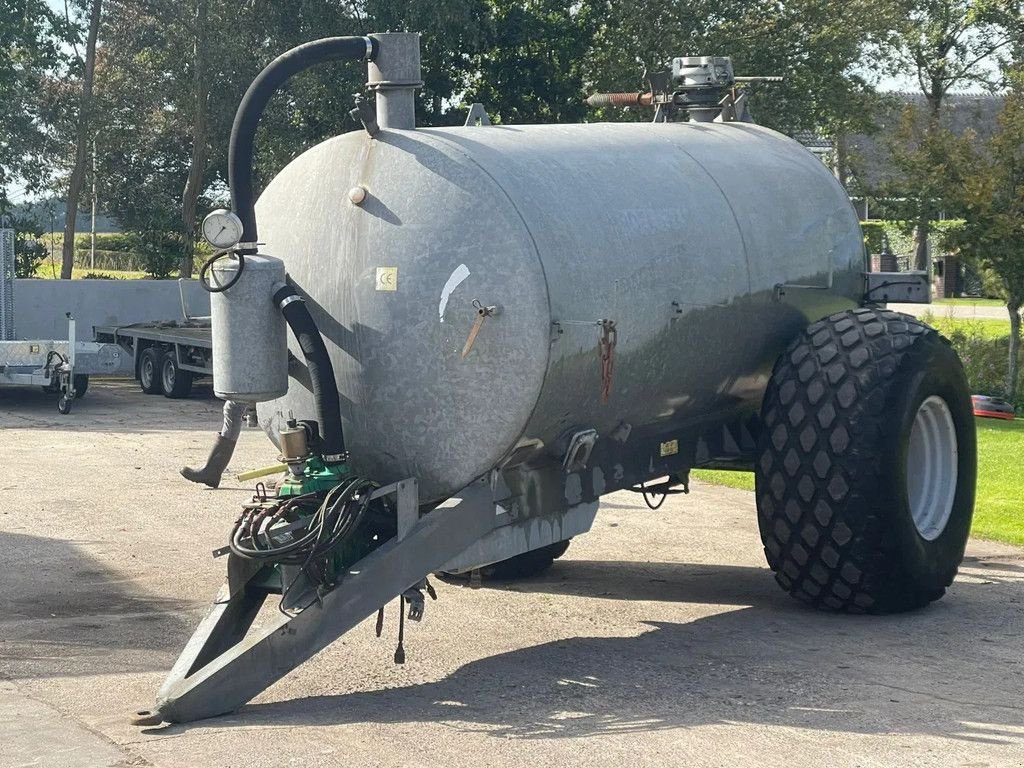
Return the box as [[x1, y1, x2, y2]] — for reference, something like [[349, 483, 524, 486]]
[[367, 32, 422, 130], [0, 226, 14, 340], [210, 254, 288, 402]]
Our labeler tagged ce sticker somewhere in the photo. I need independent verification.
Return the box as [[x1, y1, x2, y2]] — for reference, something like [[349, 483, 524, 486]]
[[375, 266, 398, 292]]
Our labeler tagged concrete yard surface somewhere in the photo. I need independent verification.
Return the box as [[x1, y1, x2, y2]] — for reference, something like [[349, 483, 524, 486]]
[[1, 381, 1023, 767]]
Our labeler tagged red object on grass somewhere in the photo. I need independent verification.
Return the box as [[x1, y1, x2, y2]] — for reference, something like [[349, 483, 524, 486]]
[[971, 395, 1016, 420]]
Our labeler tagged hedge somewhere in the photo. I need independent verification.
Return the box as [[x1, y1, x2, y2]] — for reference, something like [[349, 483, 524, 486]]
[[861, 219, 964, 261]]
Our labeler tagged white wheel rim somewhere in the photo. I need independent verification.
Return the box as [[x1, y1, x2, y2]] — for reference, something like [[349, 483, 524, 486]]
[[906, 395, 958, 541]]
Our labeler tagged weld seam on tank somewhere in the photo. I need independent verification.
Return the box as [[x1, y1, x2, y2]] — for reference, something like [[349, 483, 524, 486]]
[[229, 35, 380, 252], [431, 136, 555, 454], [669, 137, 754, 295], [272, 282, 346, 459]]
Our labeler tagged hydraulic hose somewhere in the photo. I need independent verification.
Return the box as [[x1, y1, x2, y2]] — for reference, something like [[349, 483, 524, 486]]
[[229, 35, 378, 252], [274, 283, 345, 458]]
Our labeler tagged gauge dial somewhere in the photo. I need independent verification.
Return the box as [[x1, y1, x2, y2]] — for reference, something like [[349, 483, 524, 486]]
[[201, 209, 244, 249]]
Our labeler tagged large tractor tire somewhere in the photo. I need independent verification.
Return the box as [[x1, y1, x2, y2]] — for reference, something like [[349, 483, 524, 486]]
[[755, 308, 976, 613]]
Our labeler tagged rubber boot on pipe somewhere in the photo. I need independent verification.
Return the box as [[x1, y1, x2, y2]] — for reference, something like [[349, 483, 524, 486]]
[[180, 435, 236, 489]]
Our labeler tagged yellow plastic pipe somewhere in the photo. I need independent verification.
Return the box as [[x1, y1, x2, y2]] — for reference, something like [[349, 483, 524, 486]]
[[236, 463, 287, 482]]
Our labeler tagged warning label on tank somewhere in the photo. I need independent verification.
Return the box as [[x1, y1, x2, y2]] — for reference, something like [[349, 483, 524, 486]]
[[375, 267, 398, 291], [660, 439, 679, 457]]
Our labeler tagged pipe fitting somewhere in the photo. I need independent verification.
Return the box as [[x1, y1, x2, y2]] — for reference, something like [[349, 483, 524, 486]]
[[366, 32, 422, 130]]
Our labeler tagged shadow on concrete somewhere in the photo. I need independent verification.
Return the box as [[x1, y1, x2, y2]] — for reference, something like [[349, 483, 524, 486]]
[[0, 532, 196, 680], [450, 559, 787, 607], [0, 379, 223, 433], [155, 557, 1024, 747]]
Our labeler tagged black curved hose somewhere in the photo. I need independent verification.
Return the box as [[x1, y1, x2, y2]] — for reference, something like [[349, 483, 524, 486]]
[[198, 249, 245, 293], [229, 35, 378, 252], [274, 284, 345, 458]]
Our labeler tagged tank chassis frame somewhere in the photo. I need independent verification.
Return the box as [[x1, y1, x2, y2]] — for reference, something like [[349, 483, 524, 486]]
[[153, 468, 601, 723]]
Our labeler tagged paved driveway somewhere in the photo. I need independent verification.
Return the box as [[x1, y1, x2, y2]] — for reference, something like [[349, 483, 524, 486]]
[[2, 382, 1022, 767]]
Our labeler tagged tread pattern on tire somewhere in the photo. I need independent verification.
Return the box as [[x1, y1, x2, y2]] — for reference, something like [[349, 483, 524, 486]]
[[756, 307, 951, 613]]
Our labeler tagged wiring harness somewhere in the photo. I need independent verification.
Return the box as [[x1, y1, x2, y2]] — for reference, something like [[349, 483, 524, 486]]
[[229, 477, 376, 610]]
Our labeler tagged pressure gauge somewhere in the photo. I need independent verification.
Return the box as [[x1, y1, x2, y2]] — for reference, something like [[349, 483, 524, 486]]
[[202, 209, 244, 249]]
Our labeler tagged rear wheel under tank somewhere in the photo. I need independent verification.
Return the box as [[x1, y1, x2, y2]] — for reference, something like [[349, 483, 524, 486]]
[[440, 540, 572, 582], [755, 308, 976, 613], [487, 539, 571, 579]]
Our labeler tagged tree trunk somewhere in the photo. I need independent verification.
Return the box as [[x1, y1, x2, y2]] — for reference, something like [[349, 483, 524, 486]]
[[912, 87, 943, 275], [1008, 302, 1021, 404], [913, 214, 930, 272], [179, 0, 209, 279], [60, 0, 103, 280]]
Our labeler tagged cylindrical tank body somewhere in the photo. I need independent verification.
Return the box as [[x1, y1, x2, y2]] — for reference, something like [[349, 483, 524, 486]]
[[211, 254, 288, 402], [255, 122, 865, 501]]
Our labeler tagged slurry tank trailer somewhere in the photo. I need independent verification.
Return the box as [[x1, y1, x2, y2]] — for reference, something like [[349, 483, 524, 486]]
[[137, 33, 976, 725]]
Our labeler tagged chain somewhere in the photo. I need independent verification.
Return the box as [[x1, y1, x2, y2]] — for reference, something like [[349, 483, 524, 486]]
[[598, 319, 617, 403]]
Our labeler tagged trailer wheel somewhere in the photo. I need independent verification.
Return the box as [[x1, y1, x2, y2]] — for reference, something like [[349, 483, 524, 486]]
[[755, 308, 976, 614], [486, 540, 572, 580], [160, 353, 193, 399], [139, 348, 162, 395], [437, 540, 572, 582]]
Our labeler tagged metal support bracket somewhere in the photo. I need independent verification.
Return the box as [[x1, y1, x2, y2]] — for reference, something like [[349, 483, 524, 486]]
[[864, 270, 930, 304], [464, 103, 492, 126], [152, 477, 502, 723]]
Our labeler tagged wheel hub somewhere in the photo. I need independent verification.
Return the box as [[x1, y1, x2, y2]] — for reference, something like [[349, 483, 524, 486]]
[[906, 395, 958, 541]]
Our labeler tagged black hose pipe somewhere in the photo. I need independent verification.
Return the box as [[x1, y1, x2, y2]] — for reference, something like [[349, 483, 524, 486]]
[[274, 284, 345, 458], [229, 36, 378, 252]]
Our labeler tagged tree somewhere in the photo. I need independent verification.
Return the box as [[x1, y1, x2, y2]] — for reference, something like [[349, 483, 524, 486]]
[[0, 0, 68, 209], [875, 102, 977, 254], [951, 72, 1024, 402], [9, 213, 48, 277], [881, 0, 1022, 270], [60, 0, 103, 279], [583, 0, 897, 136], [94, 0, 252, 277], [462, 0, 600, 125], [179, 0, 209, 278]]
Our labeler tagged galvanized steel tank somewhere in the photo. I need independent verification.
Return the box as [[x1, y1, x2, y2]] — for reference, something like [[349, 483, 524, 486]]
[[256, 121, 865, 502]]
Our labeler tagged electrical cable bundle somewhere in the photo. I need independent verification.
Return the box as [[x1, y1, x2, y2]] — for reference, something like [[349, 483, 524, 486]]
[[229, 478, 374, 566], [229, 478, 375, 613]]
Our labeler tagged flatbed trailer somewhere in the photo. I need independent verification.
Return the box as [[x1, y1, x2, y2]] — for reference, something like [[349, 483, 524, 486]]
[[2, 225, 215, 411], [94, 320, 212, 399], [0, 314, 134, 413]]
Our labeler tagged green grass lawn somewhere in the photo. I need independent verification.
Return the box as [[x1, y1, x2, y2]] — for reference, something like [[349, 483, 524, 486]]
[[32, 264, 148, 280], [920, 313, 1011, 340], [692, 469, 755, 492], [934, 297, 1007, 308], [972, 417, 1024, 546], [693, 416, 1023, 547]]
